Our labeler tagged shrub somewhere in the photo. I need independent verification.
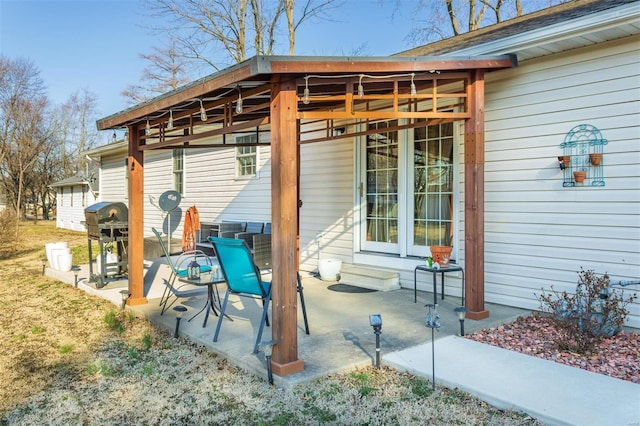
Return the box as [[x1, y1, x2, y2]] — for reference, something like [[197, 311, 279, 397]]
[[537, 268, 637, 353]]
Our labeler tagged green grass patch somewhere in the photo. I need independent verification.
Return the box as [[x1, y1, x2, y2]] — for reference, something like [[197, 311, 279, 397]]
[[141, 332, 152, 350], [87, 361, 116, 377], [104, 310, 126, 334], [410, 377, 434, 398], [58, 344, 74, 354]]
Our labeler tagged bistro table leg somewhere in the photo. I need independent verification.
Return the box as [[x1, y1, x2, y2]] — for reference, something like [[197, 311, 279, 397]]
[[202, 285, 215, 327], [414, 267, 418, 303]]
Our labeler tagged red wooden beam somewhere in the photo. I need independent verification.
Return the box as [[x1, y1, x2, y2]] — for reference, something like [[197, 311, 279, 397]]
[[126, 124, 147, 306], [464, 70, 488, 320], [269, 75, 304, 376]]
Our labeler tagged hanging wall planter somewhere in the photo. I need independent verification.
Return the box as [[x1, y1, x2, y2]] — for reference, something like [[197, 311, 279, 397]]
[[558, 155, 570, 170], [573, 170, 587, 183], [589, 152, 602, 166]]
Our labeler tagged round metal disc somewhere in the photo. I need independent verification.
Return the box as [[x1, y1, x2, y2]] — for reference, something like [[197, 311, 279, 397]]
[[158, 190, 181, 212]]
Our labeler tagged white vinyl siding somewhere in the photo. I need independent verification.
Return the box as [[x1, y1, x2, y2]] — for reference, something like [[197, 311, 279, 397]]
[[478, 35, 640, 327], [55, 184, 97, 232], [299, 138, 355, 271], [100, 155, 128, 203]]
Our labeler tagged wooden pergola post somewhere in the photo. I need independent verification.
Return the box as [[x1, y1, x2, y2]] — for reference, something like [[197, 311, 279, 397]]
[[269, 75, 304, 375], [464, 69, 488, 320], [126, 125, 147, 306]]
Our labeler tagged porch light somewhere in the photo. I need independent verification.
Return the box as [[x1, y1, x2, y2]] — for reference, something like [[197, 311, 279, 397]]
[[303, 77, 310, 104], [173, 305, 187, 338], [188, 259, 201, 280], [199, 99, 207, 121], [72, 265, 81, 288], [258, 340, 276, 385], [358, 74, 364, 98], [145, 119, 151, 136], [454, 306, 468, 336], [235, 86, 243, 114], [167, 109, 174, 130], [425, 303, 440, 391], [112, 131, 117, 143], [119, 289, 130, 310], [369, 314, 383, 369]]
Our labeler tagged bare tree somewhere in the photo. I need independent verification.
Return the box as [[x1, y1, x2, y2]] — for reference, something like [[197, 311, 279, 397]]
[[56, 89, 99, 175], [121, 43, 191, 105], [143, 0, 341, 71], [284, 0, 341, 55], [406, 0, 568, 45], [0, 57, 57, 243]]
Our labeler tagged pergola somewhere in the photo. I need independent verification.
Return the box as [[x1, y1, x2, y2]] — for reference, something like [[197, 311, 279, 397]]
[[97, 55, 516, 376]]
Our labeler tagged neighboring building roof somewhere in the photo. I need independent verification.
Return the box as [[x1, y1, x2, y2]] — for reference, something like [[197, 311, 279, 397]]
[[49, 175, 89, 188], [397, 0, 640, 60]]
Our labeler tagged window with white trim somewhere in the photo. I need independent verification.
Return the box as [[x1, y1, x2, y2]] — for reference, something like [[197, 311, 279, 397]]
[[173, 149, 184, 194], [236, 134, 258, 177]]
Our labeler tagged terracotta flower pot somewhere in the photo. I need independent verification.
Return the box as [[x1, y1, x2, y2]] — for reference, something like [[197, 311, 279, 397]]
[[589, 153, 602, 166], [430, 246, 453, 265], [558, 156, 570, 169], [573, 171, 587, 183]]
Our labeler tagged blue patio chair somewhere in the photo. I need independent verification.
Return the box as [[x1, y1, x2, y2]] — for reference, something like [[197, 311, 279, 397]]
[[151, 227, 213, 315], [209, 236, 309, 353]]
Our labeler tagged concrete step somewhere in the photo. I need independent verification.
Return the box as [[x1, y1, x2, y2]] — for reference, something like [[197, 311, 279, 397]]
[[338, 264, 400, 292]]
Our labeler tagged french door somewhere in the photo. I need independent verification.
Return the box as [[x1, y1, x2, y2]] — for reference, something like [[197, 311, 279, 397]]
[[362, 121, 400, 252], [361, 120, 455, 257]]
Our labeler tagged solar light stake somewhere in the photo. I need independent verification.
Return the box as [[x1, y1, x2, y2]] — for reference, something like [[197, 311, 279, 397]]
[[425, 304, 440, 391], [41, 258, 47, 275], [258, 340, 276, 385], [454, 306, 468, 336], [119, 289, 130, 310], [173, 305, 187, 338], [72, 266, 80, 288], [369, 314, 383, 369]]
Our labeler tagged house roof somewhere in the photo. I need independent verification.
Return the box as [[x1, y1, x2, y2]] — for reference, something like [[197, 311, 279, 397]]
[[84, 140, 127, 157], [397, 0, 640, 60]]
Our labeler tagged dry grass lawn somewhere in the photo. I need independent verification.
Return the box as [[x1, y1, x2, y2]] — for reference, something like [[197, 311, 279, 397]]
[[0, 222, 541, 425]]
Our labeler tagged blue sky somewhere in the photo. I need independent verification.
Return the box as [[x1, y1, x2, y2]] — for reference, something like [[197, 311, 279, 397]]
[[1, 0, 412, 142]]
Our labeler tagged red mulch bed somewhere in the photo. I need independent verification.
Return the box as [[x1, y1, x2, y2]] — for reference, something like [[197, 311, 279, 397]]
[[466, 315, 640, 384]]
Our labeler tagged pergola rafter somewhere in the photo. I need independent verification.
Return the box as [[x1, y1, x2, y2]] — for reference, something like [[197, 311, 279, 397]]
[[97, 55, 516, 376]]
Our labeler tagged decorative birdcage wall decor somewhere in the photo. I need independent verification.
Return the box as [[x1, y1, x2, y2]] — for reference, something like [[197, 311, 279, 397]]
[[559, 124, 607, 187]]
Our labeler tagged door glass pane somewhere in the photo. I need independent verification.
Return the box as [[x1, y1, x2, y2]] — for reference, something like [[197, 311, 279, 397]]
[[414, 122, 454, 247], [365, 121, 398, 244]]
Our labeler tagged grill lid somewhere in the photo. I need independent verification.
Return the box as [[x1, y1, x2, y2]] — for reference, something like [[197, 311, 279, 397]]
[[85, 202, 128, 223]]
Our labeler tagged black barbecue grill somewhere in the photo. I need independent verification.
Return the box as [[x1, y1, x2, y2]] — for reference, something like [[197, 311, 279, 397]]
[[85, 202, 128, 288]]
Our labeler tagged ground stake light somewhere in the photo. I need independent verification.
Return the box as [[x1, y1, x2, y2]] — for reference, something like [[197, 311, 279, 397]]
[[454, 306, 468, 336], [119, 289, 130, 310], [173, 305, 187, 338], [369, 314, 383, 369], [258, 340, 276, 385], [72, 266, 81, 288], [425, 304, 440, 391]]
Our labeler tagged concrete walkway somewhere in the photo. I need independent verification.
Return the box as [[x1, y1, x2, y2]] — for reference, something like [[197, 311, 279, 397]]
[[385, 336, 640, 426], [46, 261, 640, 426]]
